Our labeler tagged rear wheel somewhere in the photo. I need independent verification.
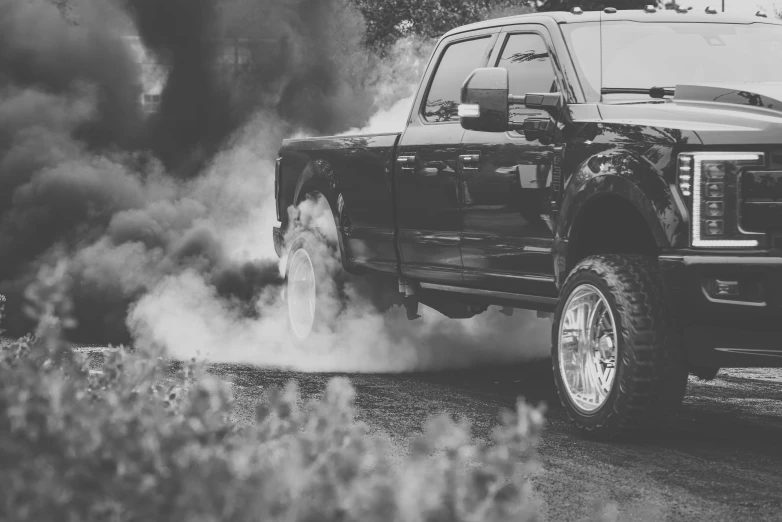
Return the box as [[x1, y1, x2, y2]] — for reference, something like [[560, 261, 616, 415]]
[[287, 245, 317, 340], [284, 229, 402, 345], [552, 255, 688, 439], [284, 231, 342, 344]]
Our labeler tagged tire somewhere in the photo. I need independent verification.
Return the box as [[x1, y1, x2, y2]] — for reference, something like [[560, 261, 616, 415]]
[[284, 230, 402, 345], [552, 255, 688, 440], [284, 230, 345, 344]]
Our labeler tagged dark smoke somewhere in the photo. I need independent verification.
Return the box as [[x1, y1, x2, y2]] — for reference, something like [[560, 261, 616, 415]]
[[0, 0, 382, 344], [0, 0, 146, 340], [124, 0, 232, 175], [126, 0, 376, 175]]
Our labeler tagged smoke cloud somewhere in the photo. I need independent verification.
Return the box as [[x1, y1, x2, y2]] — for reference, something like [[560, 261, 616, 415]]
[[0, 0, 551, 371], [126, 0, 381, 175], [128, 192, 551, 373]]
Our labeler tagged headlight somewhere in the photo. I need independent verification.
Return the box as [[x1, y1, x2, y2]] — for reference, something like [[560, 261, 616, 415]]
[[677, 152, 764, 248]]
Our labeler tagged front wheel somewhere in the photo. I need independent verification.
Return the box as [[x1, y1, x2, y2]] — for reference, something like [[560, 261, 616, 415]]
[[552, 255, 688, 440]]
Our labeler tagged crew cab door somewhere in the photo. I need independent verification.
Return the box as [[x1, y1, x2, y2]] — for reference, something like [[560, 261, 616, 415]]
[[396, 31, 497, 283], [459, 27, 563, 296]]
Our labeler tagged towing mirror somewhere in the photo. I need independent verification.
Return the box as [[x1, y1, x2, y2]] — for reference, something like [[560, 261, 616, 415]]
[[521, 92, 563, 112], [459, 68, 510, 132], [459, 67, 564, 133]]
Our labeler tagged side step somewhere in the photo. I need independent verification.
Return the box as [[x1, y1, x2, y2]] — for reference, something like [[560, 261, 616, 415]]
[[395, 278, 559, 320], [419, 282, 558, 312]]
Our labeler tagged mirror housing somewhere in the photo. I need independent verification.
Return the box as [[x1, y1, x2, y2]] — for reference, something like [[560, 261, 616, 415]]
[[459, 67, 565, 133], [459, 68, 510, 132]]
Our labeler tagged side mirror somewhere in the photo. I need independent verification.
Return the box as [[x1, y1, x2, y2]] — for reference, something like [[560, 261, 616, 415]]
[[517, 92, 563, 142], [521, 92, 563, 112], [459, 68, 510, 132], [459, 67, 565, 133]]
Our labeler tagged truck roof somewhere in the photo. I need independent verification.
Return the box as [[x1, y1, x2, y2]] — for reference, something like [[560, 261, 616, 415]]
[[444, 8, 782, 38]]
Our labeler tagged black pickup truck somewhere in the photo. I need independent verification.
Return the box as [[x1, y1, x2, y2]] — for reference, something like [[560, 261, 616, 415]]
[[273, 7, 782, 438]]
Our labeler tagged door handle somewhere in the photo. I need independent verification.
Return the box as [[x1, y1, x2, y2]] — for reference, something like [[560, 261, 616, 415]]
[[422, 160, 455, 177], [459, 153, 481, 171], [397, 155, 416, 172]]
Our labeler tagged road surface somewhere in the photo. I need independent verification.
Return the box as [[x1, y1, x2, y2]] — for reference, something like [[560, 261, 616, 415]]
[[207, 360, 782, 522]]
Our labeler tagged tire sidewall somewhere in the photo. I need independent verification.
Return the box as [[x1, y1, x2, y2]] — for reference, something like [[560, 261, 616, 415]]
[[552, 266, 628, 432], [285, 231, 343, 343]]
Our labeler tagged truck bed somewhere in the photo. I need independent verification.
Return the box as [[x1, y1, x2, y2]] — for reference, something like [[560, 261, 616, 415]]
[[278, 132, 402, 273]]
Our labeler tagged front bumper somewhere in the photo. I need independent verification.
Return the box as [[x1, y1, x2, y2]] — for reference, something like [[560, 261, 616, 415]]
[[659, 253, 782, 367]]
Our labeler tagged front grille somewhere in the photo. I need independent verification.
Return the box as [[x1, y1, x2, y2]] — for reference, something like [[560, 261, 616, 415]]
[[741, 170, 782, 231]]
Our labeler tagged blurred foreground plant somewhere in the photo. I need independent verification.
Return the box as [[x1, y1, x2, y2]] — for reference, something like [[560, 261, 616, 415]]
[[1, 262, 545, 521]]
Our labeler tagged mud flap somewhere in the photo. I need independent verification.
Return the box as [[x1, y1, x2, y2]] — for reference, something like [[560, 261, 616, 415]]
[[273, 226, 284, 258]]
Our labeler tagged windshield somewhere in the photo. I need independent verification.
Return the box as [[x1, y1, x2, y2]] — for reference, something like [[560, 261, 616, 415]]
[[562, 21, 782, 100]]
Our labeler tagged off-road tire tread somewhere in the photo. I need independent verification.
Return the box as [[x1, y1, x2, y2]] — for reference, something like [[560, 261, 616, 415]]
[[552, 255, 688, 440]]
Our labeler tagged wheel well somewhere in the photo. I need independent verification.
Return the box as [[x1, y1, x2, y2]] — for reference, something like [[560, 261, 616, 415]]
[[567, 196, 660, 273], [294, 189, 340, 245], [294, 188, 362, 275]]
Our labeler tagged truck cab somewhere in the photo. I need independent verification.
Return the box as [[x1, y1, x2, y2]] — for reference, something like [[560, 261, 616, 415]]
[[274, 7, 782, 439]]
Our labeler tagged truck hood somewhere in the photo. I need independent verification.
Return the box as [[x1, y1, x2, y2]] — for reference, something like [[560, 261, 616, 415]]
[[673, 82, 782, 111], [598, 82, 782, 146]]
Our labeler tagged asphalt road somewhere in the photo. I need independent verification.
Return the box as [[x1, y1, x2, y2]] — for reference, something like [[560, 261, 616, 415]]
[[209, 361, 782, 522]]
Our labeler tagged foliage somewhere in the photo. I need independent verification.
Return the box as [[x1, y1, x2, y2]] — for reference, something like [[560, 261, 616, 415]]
[[0, 262, 546, 522], [350, 0, 535, 48], [536, 0, 657, 11], [48, 0, 78, 23], [349, 0, 675, 50]]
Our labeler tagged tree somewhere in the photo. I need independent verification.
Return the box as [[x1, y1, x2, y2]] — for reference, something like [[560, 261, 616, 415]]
[[536, 0, 659, 10], [49, 0, 77, 22], [351, 0, 670, 49], [351, 0, 535, 48]]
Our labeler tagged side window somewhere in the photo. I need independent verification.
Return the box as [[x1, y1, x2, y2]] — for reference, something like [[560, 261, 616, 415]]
[[423, 37, 491, 123], [497, 33, 559, 122]]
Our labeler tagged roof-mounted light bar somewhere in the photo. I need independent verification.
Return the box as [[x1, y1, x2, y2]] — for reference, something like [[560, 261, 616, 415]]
[[565, 5, 766, 16]]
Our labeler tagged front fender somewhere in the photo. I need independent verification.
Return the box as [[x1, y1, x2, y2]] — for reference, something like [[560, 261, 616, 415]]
[[553, 149, 687, 284]]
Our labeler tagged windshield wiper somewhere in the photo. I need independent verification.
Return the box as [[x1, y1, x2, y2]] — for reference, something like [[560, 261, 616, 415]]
[[601, 87, 675, 99]]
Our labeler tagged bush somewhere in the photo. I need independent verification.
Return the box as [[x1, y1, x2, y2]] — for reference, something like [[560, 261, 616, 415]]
[[0, 262, 546, 522]]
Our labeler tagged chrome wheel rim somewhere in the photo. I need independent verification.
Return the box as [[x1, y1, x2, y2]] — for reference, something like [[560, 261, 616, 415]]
[[287, 248, 316, 340], [558, 284, 618, 414]]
